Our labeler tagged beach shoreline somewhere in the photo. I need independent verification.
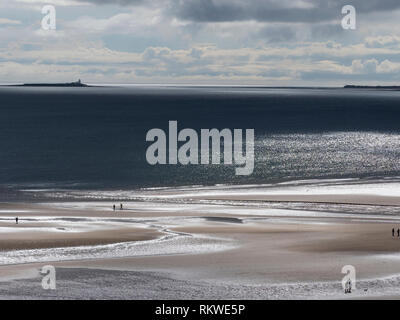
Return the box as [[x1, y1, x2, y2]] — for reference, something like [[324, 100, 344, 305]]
[[1, 180, 400, 299]]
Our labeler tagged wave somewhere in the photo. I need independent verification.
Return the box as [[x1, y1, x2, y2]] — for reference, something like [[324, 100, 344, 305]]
[[21, 176, 400, 201]]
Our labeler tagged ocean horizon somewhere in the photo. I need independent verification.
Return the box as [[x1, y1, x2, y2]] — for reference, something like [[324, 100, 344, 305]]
[[0, 85, 400, 199]]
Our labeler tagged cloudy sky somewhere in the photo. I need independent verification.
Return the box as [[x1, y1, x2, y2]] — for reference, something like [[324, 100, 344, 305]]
[[2, 0, 400, 85]]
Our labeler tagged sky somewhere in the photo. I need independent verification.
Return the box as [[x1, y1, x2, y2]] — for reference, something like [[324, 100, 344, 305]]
[[1, 0, 400, 85]]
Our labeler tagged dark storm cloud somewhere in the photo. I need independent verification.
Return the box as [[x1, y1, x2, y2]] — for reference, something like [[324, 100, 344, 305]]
[[172, 0, 330, 23], [171, 0, 400, 23], [76, 0, 145, 5], [73, 0, 400, 24], [257, 25, 297, 43]]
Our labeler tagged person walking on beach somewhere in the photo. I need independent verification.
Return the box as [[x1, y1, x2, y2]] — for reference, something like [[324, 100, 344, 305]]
[[397, 228, 400, 237], [120, 203, 123, 210], [347, 279, 352, 294], [113, 204, 116, 211], [15, 217, 18, 224], [344, 278, 352, 294]]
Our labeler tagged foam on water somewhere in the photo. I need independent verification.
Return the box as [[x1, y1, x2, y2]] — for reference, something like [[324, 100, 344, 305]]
[[27, 177, 400, 201], [0, 214, 237, 265], [0, 231, 236, 266]]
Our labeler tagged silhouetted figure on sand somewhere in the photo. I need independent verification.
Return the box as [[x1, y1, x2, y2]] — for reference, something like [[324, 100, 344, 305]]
[[113, 204, 116, 211], [345, 279, 352, 294], [120, 203, 123, 210], [398, 229, 400, 237], [348, 279, 352, 293], [15, 217, 18, 224]]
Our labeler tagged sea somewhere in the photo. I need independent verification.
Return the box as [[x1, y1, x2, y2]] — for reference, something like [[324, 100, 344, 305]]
[[1, 85, 400, 200]]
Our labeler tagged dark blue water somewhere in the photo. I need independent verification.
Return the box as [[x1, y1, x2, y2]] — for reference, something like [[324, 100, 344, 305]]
[[1, 86, 400, 194]]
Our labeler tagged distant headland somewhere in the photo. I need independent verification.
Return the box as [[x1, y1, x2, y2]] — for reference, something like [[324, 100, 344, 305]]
[[3, 81, 400, 89], [10, 79, 90, 87], [344, 85, 400, 90]]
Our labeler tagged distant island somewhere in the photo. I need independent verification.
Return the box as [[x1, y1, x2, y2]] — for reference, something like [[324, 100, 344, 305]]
[[12, 79, 90, 87], [4, 81, 400, 89], [344, 85, 400, 90]]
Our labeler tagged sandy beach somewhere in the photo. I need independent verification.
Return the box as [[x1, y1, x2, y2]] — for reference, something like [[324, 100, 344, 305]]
[[1, 179, 400, 299]]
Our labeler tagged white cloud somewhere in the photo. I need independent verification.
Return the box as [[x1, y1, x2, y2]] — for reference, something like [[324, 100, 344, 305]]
[[67, 10, 163, 34], [2, 0, 400, 84], [377, 59, 400, 73], [351, 58, 400, 74], [351, 59, 378, 74], [365, 35, 400, 48], [0, 18, 22, 25]]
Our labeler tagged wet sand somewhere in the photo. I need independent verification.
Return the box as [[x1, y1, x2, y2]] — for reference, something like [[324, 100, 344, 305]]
[[1, 184, 400, 299]]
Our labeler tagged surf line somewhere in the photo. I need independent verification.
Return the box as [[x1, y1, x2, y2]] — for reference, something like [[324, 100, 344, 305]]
[[146, 121, 254, 175]]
